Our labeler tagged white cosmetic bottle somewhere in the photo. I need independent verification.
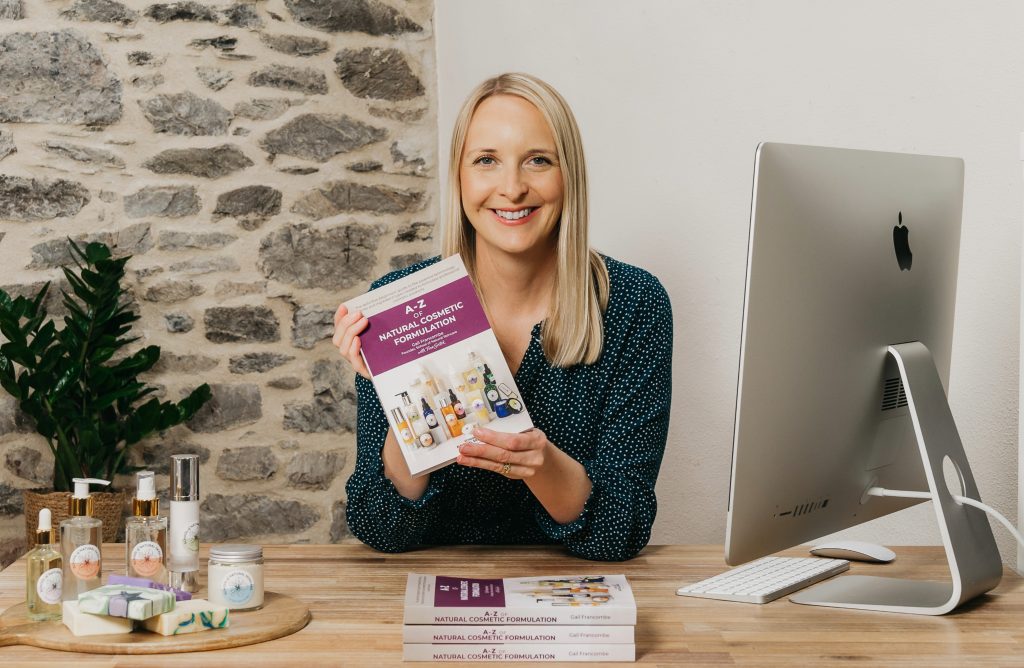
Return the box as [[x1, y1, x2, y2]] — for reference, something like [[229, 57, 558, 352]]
[[167, 454, 199, 592], [60, 477, 109, 601]]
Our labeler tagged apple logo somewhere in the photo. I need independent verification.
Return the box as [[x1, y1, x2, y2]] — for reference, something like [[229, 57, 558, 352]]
[[893, 211, 912, 271]]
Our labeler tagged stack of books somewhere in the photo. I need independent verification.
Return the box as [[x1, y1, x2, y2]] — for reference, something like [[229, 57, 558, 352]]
[[402, 574, 637, 662]]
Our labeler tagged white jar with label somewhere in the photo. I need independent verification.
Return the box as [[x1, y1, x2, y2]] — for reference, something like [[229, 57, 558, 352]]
[[207, 544, 264, 611]]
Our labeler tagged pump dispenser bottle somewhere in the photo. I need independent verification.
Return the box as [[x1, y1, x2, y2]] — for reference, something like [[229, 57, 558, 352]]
[[60, 477, 109, 601], [125, 470, 167, 582], [26, 508, 62, 620], [168, 454, 200, 592]]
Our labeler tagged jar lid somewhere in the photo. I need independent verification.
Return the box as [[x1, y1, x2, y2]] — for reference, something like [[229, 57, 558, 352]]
[[209, 543, 263, 563]]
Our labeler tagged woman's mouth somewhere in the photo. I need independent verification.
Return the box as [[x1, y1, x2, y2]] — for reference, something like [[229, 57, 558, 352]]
[[491, 207, 538, 224]]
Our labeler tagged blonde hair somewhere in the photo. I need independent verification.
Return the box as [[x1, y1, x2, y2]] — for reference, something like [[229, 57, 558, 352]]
[[442, 73, 610, 367]]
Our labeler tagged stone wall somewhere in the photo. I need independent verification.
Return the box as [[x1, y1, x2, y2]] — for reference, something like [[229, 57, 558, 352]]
[[0, 0, 437, 569]]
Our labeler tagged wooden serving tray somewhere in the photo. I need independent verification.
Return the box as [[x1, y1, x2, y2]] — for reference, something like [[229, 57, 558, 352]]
[[0, 591, 310, 654]]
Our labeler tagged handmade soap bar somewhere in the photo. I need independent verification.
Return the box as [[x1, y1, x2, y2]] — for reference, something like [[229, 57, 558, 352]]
[[78, 584, 175, 620], [142, 598, 230, 636], [62, 601, 133, 637], [108, 574, 192, 601]]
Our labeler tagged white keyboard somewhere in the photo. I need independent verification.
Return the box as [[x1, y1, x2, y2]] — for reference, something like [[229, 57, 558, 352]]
[[675, 556, 850, 604]]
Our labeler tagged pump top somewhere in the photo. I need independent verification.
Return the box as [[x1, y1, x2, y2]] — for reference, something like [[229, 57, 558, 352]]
[[72, 478, 110, 499], [133, 470, 159, 517], [68, 478, 110, 517]]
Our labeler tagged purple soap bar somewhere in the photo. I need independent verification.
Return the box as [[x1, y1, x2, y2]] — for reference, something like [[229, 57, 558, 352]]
[[108, 574, 192, 601]]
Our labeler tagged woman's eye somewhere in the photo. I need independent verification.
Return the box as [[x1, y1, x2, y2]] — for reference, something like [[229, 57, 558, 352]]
[[528, 156, 552, 166], [474, 156, 495, 166]]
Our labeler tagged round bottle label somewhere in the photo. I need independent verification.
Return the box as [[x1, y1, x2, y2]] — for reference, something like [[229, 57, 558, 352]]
[[400, 427, 413, 442], [508, 398, 523, 412], [419, 432, 434, 447], [36, 567, 62, 604], [183, 522, 200, 552], [130, 540, 164, 577], [466, 372, 480, 385], [486, 389, 499, 401], [471, 398, 486, 411], [444, 413, 457, 425], [453, 402, 464, 414], [221, 569, 255, 604], [69, 544, 101, 579], [426, 413, 438, 427]]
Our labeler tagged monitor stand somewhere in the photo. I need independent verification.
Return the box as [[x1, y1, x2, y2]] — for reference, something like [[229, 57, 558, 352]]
[[790, 341, 1003, 615]]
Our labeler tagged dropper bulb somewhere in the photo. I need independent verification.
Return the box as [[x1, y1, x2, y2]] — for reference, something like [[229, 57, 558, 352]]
[[38, 508, 51, 531]]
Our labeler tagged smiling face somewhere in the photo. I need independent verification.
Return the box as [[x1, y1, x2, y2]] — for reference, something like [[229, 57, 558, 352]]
[[459, 94, 564, 260]]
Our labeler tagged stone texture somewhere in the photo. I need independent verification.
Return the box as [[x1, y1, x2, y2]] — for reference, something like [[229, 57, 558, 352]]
[[214, 280, 266, 298], [283, 360, 356, 433], [222, 3, 262, 28], [124, 185, 200, 218], [127, 51, 157, 66], [129, 73, 164, 90], [1, 281, 69, 319], [164, 312, 194, 333], [291, 305, 334, 349], [0, 396, 33, 435], [196, 66, 233, 91], [189, 35, 236, 51], [233, 98, 294, 121], [143, 145, 253, 178], [0, 175, 89, 222], [157, 231, 237, 251], [286, 449, 345, 490], [186, 383, 262, 432], [140, 92, 232, 136], [284, 0, 421, 36], [395, 221, 433, 242], [0, 30, 122, 126], [368, 105, 426, 123], [329, 500, 348, 542], [260, 113, 386, 163], [145, 2, 217, 23], [0, 0, 22, 20], [0, 130, 15, 161], [204, 306, 280, 343], [141, 279, 204, 303], [291, 181, 422, 219], [0, 536, 27, 571], [268, 376, 302, 390], [259, 32, 328, 57], [249, 65, 327, 95], [40, 140, 124, 168], [61, 0, 138, 25], [139, 440, 210, 473], [390, 252, 428, 271], [390, 139, 428, 176], [258, 223, 384, 290], [348, 160, 381, 173], [0, 482, 23, 516], [4, 446, 52, 485], [216, 446, 277, 481], [28, 223, 153, 269], [229, 352, 294, 374], [279, 166, 317, 175], [334, 47, 424, 101], [213, 185, 281, 223], [201, 493, 318, 541], [169, 256, 239, 275], [152, 352, 219, 374]]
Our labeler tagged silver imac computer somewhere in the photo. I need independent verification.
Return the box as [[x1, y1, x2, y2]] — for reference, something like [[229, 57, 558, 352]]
[[726, 142, 1002, 615]]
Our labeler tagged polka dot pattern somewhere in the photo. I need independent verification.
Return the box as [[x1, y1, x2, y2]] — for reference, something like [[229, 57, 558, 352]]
[[345, 255, 673, 562]]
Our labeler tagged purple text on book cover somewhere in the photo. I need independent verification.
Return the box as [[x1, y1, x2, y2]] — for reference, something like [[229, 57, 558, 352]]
[[360, 276, 490, 375], [434, 576, 506, 607]]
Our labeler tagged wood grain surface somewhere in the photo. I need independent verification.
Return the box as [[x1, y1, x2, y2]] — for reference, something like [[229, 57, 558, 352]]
[[0, 543, 1022, 667]]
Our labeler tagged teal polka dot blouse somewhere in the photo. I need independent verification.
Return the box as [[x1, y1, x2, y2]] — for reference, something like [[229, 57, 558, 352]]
[[345, 255, 673, 561]]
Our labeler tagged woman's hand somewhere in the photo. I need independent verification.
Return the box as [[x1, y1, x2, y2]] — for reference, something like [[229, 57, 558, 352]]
[[332, 304, 371, 379], [456, 427, 550, 479]]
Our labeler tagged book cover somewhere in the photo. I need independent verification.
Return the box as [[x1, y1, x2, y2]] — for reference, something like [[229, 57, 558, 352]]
[[402, 624, 635, 644], [344, 255, 533, 477], [403, 574, 637, 626], [402, 643, 636, 662]]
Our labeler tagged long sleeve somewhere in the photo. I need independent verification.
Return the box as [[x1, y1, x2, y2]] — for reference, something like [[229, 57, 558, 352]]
[[532, 275, 673, 561]]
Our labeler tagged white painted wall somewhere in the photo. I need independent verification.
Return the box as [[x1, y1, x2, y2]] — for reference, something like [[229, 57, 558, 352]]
[[435, 0, 1021, 562]]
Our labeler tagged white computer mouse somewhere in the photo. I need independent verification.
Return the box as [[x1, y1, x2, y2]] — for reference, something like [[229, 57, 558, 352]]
[[809, 540, 896, 563]]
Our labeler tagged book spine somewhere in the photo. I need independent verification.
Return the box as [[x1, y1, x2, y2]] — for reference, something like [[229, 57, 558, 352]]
[[402, 624, 634, 644], [402, 643, 636, 662], [403, 606, 636, 626]]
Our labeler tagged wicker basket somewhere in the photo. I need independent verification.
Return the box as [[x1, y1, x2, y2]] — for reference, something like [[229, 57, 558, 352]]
[[23, 489, 127, 547]]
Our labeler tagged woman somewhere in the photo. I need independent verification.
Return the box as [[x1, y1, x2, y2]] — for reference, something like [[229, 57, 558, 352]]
[[334, 73, 672, 561]]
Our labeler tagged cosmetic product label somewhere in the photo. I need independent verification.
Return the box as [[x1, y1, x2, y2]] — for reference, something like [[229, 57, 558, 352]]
[[69, 544, 101, 579], [36, 568, 63, 604], [183, 522, 200, 552], [131, 541, 164, 577], [221, 569, 255, 604]]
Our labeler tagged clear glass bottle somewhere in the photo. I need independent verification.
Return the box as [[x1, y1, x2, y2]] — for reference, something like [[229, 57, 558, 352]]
[[60, 477, 108, 602], [26, 508, 62, 621], [125, 470, 167, 583]]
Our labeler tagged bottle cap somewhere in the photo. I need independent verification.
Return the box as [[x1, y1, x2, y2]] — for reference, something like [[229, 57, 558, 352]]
[[170, 454, 199, 502], [133, 470, 159, 516], [68, 478, 110, 516], [209, 543, 264, 564], [36, 508, 52, 545], [390, 407, 407, 424]]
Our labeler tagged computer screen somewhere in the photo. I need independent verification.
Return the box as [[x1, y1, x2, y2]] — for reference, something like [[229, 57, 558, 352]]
[[725, 142, 965, 567]]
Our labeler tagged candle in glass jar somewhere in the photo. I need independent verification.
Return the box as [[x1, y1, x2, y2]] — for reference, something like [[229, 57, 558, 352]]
[[207, 544, 264, 611]]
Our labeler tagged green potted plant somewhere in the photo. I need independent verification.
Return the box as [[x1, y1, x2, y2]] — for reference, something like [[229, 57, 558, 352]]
[[0, 240, 211, 544]]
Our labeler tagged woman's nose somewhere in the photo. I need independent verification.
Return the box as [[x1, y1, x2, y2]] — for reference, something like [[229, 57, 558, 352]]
[[498, 167, 529, 200]]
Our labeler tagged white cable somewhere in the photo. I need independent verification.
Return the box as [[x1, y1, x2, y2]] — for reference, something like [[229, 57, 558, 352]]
[[867, 486, 1024, 550]]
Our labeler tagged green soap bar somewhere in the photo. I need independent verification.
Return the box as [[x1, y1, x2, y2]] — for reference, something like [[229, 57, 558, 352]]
[[78, 584, 175, 620], [142, 598, 230, 636]]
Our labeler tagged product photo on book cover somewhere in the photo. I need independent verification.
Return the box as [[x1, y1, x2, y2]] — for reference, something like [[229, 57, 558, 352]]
[[344, 255, 534, 477]]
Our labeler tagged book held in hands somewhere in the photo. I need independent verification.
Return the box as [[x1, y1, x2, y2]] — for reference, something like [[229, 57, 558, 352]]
[[344, 255, 533, 477]]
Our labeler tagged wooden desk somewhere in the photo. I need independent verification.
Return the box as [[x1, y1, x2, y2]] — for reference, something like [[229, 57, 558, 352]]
[[0, 544, 1021, 666]]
